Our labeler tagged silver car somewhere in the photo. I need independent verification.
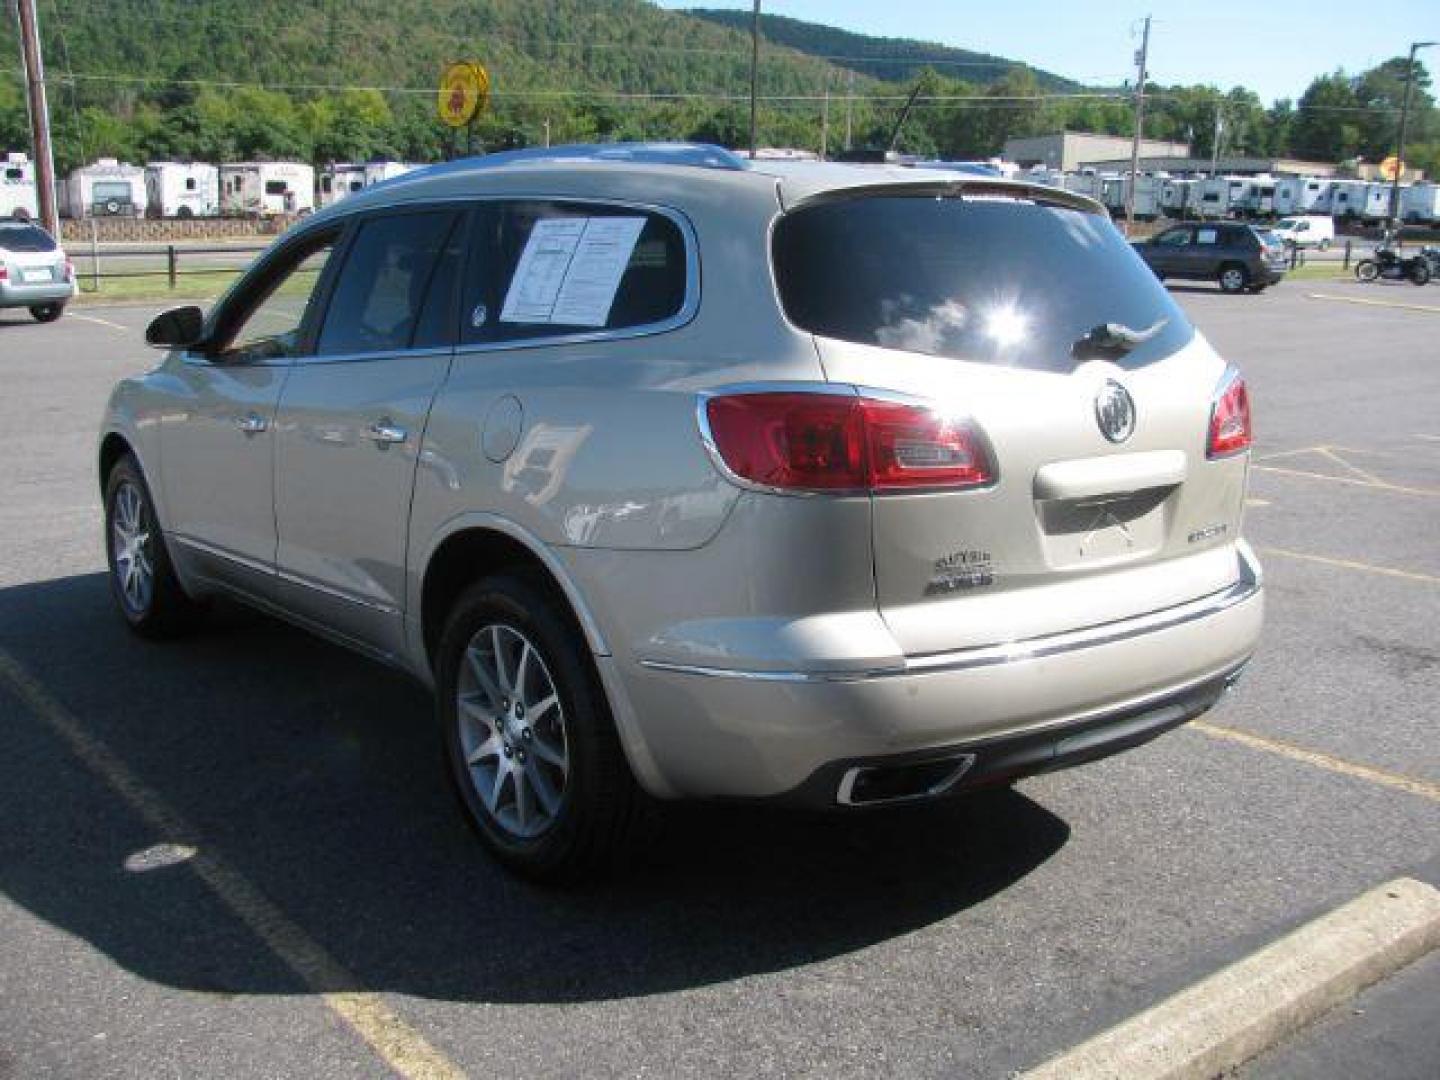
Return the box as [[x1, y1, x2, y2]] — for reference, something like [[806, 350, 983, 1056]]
[[1, 220, 75, 322], [99, 144, 1263, 881]]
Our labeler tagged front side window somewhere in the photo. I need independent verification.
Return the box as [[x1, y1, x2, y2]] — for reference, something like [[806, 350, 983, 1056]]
[[316, 211, 458, 356], [773, 192, 1192, 374], [218, 234, 336, 362], [461, 201, 688, 346]]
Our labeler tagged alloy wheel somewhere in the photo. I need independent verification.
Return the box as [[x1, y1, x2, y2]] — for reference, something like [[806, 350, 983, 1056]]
[[111, 480, 154, 615], [455, 623, 570, 839]]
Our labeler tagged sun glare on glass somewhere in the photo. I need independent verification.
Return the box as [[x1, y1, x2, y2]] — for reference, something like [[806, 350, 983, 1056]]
[[984, 306, 1027, 348]]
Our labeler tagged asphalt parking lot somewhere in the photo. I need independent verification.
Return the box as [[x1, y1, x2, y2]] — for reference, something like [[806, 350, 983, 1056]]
[[1, 281, 1437, 1078]]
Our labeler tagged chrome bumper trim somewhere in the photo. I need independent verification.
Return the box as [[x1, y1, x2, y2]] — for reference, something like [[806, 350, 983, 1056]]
[[639, 554, 1261, 685]]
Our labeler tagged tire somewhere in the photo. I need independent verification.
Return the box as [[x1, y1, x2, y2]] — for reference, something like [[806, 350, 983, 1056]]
[[176, 206, 194, 220], [1247, 284, 1268, 294], [104, 454, 205, 638], [29, 303, 63, 323], [1356, 260, 1380, 282], [436, 574, 646, 883], [1410, 262, 1431, 286], [1218, 263, 1249, 293]]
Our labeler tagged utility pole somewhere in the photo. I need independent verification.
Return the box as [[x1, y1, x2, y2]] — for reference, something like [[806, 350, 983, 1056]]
[[1389, 41, 1435, 232], [1125, 15, 1151, 234], [820, 79, 830, 160], [748, 0, 761, 158], [845, 70, 854, 151], [16, 0, 59, 236], [1210, 103, 1223, 178]]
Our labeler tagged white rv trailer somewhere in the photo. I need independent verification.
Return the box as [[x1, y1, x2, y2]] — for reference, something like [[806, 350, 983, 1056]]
[[60, 158, 147, 218], [2, 152, 39, 220], [318, 163, 367, 207], [1160, 177, 1197, 217], [1242, 176, 1276, 217], [1273, 177, 1329, 216], [1400, 183, 1440, 225], [1097, 175, 1160, 219], [363, 161, 418, 187], [144, 162, 220, 218], [219, 161, 316, 217], [1061, 171, 1104, 200], [1329, 180, 1391, 222], [1192, 176, 1241, 218]]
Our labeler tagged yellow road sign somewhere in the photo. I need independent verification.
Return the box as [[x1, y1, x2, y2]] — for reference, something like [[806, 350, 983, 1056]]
[[437, 62, 489, 128], [1380, 156, 1404, 181]]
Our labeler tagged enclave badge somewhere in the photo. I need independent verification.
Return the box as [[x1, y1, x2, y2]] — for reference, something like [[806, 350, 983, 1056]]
[[1095, 380, 1136, 443]]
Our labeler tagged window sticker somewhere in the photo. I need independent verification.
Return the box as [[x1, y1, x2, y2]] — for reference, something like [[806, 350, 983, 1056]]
[[500, 215, 646, 327]]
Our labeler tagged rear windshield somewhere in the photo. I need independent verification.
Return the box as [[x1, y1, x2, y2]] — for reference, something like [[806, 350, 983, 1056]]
[[0, 224, 57, 252], [773, 193, 1192, 373]]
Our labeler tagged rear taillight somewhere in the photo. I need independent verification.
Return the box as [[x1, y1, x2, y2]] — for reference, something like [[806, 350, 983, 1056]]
[[703, 391, 994, 493], [1207, 367, 1252, 458], [0, 265, 7, 281], [63, 259, 74, 280]]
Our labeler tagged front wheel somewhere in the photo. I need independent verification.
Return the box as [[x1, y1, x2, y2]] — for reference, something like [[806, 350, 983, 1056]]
[[30, 303, 63, 323], [1218, 264, 1249, 293], [1409, 262, 1431, 286], [1355, 260, 1380, 282], [104, 454, 205, 637], [436, 575, 646, 883]]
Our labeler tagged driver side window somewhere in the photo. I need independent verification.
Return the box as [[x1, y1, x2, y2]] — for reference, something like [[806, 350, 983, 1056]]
[[222, 237, 336, 362]]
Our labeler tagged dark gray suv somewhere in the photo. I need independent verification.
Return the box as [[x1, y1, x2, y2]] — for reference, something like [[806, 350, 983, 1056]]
[[1133, 221, 1289, 293]]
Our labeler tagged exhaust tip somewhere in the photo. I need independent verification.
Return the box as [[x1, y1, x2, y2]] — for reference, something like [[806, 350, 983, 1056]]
[[837, 754, 976, 807]]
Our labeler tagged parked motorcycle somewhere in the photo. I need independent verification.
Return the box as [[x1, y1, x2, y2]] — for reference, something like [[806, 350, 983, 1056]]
[[1355, 246, 1432, 285]]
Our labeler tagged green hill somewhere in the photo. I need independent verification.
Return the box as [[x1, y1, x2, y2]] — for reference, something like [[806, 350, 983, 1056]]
[[685, 8, 1081, 92]]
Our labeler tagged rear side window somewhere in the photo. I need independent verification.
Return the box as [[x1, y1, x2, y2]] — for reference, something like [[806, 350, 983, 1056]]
[[316, 211, 458, 356], [772, 193, 1192, 373], [460, 201, 688, 346]]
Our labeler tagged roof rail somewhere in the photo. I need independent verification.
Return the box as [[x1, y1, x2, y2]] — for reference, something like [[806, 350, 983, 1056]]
[[412, 142, 749, 178]]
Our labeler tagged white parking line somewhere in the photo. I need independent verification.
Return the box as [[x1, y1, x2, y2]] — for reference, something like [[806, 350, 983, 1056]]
[[1022, 878, 1440, 1080], [1307, 292, 1440, 314], [69, 313, 129, 332], [0, 648, 465, 1080]]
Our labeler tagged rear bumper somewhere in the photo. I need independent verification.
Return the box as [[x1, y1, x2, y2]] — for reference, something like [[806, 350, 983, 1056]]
[[0, 279, 75, 307], [618, 544, 1264, 801]]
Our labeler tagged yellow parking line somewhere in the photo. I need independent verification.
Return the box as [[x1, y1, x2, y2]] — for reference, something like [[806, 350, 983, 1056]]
[[1306, 292, 1440, 314], [1252, 464, 1440, 497], [1193, 720, 1440, 804], [1256, 546, 1440, 586], [0, 649, 465, 1080]]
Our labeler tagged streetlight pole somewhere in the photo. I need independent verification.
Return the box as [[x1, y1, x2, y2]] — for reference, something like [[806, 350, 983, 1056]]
[[748, 0, 761, 158], [1389, 40, 1434, 233], [1125, 16, 1152, 235]]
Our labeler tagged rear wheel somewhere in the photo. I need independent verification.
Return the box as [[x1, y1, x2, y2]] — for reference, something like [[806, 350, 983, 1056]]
[[437, 575, 645, 883], [1409, 261, 1431, 286], [104, 454, 205, 637], [1218, 263, 1249, 293], [30, 303, 63, 323], [1355, 260, 1379, 282]]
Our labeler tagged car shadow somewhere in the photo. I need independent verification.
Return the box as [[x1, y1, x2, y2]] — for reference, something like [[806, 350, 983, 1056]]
[[0, 573, 1069, 1004]]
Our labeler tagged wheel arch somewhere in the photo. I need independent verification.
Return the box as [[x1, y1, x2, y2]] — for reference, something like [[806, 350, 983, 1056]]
[[418, 520, 610, 673], [98, 430, 136, 493]]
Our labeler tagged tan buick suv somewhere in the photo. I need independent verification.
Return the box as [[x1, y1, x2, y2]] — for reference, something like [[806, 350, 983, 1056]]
[[99, 144, 1263, 880]]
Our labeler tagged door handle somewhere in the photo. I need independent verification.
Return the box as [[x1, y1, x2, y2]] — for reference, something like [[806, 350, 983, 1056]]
[[235, 412, 269, 435], [367, 419, 408, 446]]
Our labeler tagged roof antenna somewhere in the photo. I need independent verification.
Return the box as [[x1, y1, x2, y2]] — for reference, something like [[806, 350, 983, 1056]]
[[887, 79, 925, 154]]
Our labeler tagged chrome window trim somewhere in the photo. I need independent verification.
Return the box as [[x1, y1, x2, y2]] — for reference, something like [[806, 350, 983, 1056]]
[[448, 196, 700, 357], [291, 345, 454, 368], [638, 555, 1260, 683]]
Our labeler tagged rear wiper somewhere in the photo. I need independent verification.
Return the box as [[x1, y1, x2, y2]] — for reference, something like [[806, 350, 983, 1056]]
[[1071, 317, 1168, 359]]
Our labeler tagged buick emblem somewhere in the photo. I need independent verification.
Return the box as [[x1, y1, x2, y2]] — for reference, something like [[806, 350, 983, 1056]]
[[1095, 380, 1136, 443]]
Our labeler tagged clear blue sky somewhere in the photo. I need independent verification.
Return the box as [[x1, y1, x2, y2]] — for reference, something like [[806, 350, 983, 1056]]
[[660, 1, 1438, 104]]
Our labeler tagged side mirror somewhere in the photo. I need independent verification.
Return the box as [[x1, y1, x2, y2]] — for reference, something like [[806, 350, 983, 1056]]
[[145, 305, 206, 350]]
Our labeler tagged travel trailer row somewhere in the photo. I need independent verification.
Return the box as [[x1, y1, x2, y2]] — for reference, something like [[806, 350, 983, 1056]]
[[1, 156, 421, 220], [1027, 166, 1440, 227]]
